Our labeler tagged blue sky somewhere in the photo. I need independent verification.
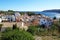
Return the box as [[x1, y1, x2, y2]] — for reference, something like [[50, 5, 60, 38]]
[[0, 0, 60, 11]]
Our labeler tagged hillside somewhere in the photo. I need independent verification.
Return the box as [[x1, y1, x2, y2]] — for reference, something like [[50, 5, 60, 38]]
[[42, 9, 60, 13]]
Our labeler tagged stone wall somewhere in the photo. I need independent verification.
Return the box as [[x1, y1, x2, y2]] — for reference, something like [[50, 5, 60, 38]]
[[0, 22, 22, 27]]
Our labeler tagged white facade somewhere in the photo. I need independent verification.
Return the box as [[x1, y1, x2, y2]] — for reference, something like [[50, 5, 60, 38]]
[[39, 18, 53, 26], [2, 15, 8, 21], [0, 18, 2, 22], [40, 18, 47, 25], [11, 15, 15, 21], [14, 12, 21, 17]]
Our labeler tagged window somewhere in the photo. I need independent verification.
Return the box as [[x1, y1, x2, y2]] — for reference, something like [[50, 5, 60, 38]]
[[44, 20, 45, 21]]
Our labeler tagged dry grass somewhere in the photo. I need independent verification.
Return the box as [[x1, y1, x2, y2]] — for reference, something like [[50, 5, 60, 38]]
[[34, 36, 60, 40], [0, 22, 22, 27], [41, 36, 60, 40]]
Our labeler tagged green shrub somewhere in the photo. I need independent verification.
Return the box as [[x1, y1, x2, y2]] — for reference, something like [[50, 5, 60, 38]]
[[51, 25, 57, 31], [3, 27, 12, 32], [27, 25, 38, 35], [57, 24, 60, 33], [36, 28, 49, 36], [47, 24, 58, 36], [1, 29, 34, 40], [27, 25, 49, 36], [0, 24, 3, 31], [0, 32, 2, 40], [27, 25, 59, 36]]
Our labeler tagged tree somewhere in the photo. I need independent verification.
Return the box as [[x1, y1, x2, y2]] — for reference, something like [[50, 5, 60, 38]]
[[8, 10, 14, 15], [12, 24, 17, 30], [8, 10, 14, 12], [53, 16, 56, 20], [20, 12, 25, 15], [27, 12, 35, 16]]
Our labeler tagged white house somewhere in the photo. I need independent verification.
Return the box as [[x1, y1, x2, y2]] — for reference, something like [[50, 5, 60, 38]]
[[11, 15, 15, 22], [1, 15, 8, 22], [39, 17, 53, 27], [14, 12, 21, 17], [0, 18, 2, 22]]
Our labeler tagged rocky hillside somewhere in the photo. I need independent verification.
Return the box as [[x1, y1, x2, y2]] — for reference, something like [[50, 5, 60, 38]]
[[42, 9, 60, 13]]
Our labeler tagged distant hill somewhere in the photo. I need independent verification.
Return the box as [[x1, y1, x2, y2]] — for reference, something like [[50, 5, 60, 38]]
[[42, 9, 60, 13]]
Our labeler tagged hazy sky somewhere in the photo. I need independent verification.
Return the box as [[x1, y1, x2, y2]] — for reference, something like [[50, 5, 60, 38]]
[[0, 0, 60, 11]]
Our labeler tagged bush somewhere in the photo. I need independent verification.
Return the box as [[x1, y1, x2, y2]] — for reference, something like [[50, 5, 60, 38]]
[[27, 25, 59, 36], [51, 25, 57, 31], [48, 24, 58, 36], [0, 24, 3, 31], [53, 16, 56, 20], [27, 25, 49, 36], [1, 29, 34, 40], [36, 28, 50, 36], [3, 27, 12, 32], [27, 25, 38, 35], [57, 24, 60, 33]]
